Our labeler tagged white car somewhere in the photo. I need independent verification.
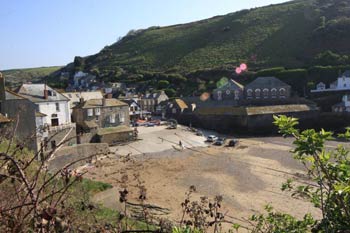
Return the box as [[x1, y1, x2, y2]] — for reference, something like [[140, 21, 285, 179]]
[[207, 135, 218, 142]]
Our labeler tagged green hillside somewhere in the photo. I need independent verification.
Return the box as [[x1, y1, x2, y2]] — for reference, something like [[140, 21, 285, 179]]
[[2, 66, 62, 88], [70, 0, 350, 78]]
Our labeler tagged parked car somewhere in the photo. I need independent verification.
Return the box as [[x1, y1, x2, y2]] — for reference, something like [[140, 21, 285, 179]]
[[228, 139, 239, 147], [214, 137, 226, 146], [207, 135, 218, 142], [146, 122, 155, 127], [196, 131, 203, 136]]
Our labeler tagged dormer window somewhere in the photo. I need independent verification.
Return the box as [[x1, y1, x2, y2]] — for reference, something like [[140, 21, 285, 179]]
[[47, 90, 56, 97]]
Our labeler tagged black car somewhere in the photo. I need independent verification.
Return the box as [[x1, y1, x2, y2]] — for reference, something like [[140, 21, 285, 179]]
[[228, 139, 238, 147]]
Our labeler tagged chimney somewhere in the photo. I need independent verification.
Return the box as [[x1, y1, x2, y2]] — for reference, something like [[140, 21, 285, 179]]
[[0, 72, 6, 102], [102, 98, 107, 106], [44, 83, 48, 99], [106, 93, 113, 99], [79, 97, 84, 103]]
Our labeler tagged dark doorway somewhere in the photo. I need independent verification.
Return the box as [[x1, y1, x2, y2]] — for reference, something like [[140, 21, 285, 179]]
[[51, 118, 59, 126], [51, 140, 56, 149]]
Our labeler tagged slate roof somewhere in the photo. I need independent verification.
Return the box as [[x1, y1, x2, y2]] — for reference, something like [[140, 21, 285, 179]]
[[215, 79, 244, 90], [17, 84, 69, 102], [97, 125, 133, 136], [74, 98, 128, 109], [245, 104, 317, 115], [246, 77, 290, 89], [35, 111, 47, 117], [62, 91, 103, 104], [121, 99, 139, 106], [83, 120, 98, 129], [197, 104, 317, 116], [5, 90, 25, 100]]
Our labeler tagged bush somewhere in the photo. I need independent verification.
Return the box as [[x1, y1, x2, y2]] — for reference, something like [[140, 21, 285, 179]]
[[158, 80, 170, 89], [165, 88, 176, 97]]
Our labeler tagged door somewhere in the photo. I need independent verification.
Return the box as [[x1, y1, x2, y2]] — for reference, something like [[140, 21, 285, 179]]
[[51, 118, 59, 126]]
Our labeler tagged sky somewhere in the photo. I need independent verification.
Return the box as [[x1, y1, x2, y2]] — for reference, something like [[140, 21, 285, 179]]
[[1, 0, 288, 70]]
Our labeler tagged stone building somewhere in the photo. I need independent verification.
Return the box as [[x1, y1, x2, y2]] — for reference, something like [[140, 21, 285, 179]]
[[245, 77, 291, 100], [72, 98, 133, 145], [212, 79, 244, 101], [138, 90, 169, 113]]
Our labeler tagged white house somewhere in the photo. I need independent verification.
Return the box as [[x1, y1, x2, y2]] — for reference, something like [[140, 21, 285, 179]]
[[332, 95, 350, 113], [312, 71, 350, 93], [17, 84, 71, 127]]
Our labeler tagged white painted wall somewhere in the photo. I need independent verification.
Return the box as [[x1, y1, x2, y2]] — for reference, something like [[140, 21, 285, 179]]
[[37, 101, 71, 126], [336, 77, 350, 89]]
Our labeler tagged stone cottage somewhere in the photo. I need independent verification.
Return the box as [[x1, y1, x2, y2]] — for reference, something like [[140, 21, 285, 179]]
[[72, 98, 133, 145], [245, 77, 291, 100]]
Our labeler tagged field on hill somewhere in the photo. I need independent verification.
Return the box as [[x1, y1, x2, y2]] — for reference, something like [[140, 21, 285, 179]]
[[68, 0, 350, 76], [2, 66, 61, 87]]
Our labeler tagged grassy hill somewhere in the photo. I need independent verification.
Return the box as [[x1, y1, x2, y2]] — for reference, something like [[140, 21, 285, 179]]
[[1, 66, 62, 88], [68, 0, 350, 78]]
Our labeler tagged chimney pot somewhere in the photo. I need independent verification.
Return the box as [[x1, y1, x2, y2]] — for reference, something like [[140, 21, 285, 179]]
[[102, 98, 107, 106]]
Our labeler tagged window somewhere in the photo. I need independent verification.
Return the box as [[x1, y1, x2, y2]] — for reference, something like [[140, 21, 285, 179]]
[[226, 90, 231, 95], [279, 88, 286, 98], [110, 114, 116, 123], [247, 89, 253, 98], [255, 89, 261, 99], [95, 108, 101, 116], [271, 88, 277, 98], [55, 103, 60, 111], [172, 108, 177, 114], [263, 89, 269, 98], [217, 91, 222, 101], [119, 112, 125, 123], [234, 90, 240, 100], [87, 109, 93, 116]]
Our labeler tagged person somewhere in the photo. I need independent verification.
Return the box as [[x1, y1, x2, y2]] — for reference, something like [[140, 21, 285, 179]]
[[179, 140, 184, 150]]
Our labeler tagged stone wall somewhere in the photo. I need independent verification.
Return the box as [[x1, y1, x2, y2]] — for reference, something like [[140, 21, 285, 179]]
[[48, 143, 110, 172], [174, 108, 320, 135]]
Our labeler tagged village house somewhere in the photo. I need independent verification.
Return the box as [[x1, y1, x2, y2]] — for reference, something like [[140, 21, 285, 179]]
[[121, 99, 142, 121], [245, 77, 291, 100], [0, 73, 76, 154], [212, 79, 244, 101], [72, 97, 133, 145], [138, 90, 169, 114], [165, 98, 189, 117], [66, 71, 97, 91], [332, 95, 350, 113], [312, 71, 350, 93]]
